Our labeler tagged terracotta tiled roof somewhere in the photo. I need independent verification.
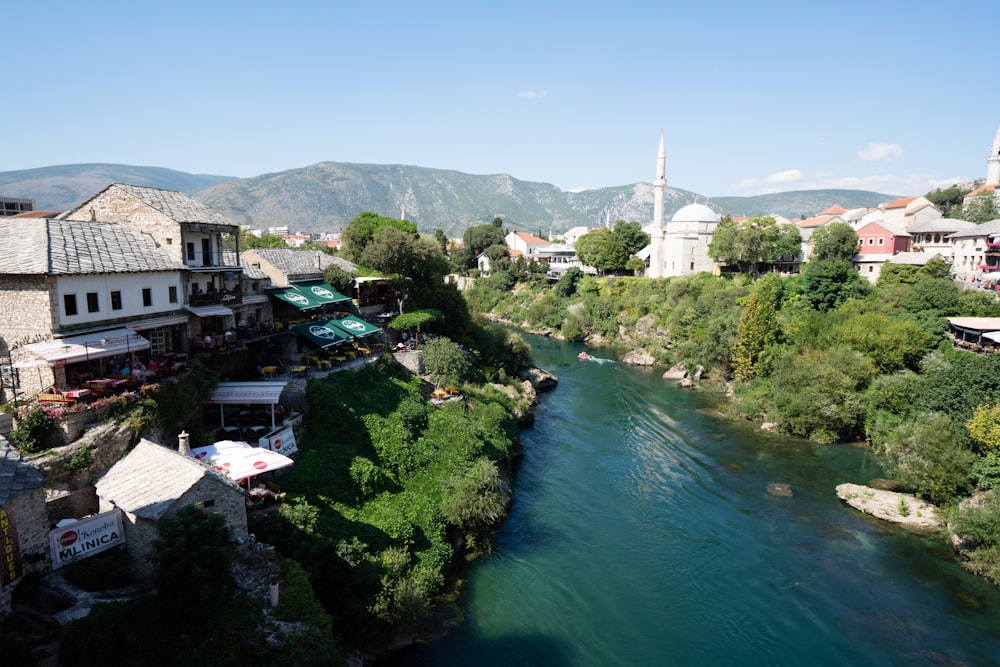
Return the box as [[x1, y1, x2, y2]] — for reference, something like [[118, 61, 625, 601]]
[[513, 231, 548, 245], [885, 196, 917, 209], [966, 184, 999, 198], [819, 205, 847, 215]]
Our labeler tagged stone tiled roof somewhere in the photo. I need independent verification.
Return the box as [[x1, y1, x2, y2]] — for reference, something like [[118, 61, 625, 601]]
[[63, 183, 237, 229], [0, 219, 186, 275], [245, 249, 357, 279], [907, 218, 976, 234], [95, 439, 239, 521], [949, 219, 1000, 239], [0, 440, 45, 506]]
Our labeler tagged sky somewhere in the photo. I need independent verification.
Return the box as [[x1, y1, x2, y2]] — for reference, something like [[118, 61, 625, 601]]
[[6, 1, 1000, 198]]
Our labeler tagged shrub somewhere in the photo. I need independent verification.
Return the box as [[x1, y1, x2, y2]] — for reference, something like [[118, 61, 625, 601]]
[[11, 407, 55, 453]]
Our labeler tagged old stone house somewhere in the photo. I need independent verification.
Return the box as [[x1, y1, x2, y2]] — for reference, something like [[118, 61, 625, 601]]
[[0, 440, 50, 620], [94, 439, 248, 580], [0, 217, 189, 401]]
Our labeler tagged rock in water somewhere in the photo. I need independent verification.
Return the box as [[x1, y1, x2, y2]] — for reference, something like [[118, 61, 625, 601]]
[[767, 482, 793, 497]]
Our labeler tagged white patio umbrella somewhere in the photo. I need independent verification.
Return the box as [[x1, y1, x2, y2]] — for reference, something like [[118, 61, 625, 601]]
[[190, 440, 293, 482]]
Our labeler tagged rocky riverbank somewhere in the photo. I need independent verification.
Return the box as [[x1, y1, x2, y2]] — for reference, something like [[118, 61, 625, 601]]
[[835, 482, 944, 533]]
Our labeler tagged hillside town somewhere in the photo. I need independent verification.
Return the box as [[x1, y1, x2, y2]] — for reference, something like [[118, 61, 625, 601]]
[[2, 124, 1000, 651]]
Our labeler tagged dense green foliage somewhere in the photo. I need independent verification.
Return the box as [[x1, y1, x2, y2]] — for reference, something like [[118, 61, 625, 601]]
[[11, 407, 54, 453], [341, 211, 419, 263], [708, 214, 801, 274], [249, 356, 521, 652]]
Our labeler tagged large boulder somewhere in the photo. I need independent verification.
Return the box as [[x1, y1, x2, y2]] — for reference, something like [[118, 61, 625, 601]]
[[518, 366, 558, 392], [622, 348, 655, 366]]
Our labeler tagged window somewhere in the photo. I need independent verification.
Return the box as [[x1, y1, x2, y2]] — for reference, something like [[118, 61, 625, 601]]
[[868, 266, 874, 273], [111, 291, 122, 310], [64, 294, 78, 316], [867, 238, 874, 245], [142, 288, 152, 307], [87, 292, 99, 312], [186, 242, 196, 261], [169, 285, 178, 304], [202, 238, 212, 266], [877, 238, 885, 246], [165, 237, 173, 245]]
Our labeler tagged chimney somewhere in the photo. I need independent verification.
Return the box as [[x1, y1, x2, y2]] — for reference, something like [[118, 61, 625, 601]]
[[178, 430, 191, 456]]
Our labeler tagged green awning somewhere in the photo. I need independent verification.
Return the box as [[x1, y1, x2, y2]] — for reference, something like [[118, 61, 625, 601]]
[[293, 281, 351, 305], [292, 322, 352, 348], [328, 314, 381, 338], [270, 286, 322, 310]]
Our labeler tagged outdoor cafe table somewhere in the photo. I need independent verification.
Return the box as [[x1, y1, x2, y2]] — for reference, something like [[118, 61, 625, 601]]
[[63, 388, 91, 401]]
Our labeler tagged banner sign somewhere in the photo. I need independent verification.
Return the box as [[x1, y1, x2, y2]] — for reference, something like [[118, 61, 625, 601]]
[[260, 425, 298, 456], [49, 509, 125, 569], [1, 506, 22, 586]]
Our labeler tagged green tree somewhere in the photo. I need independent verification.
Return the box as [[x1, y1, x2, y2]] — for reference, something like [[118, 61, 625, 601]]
[[708, 215, 801, 274], [342, 212, 418, 263], [967, 403, 1000, 457], [962, 191, 1000, 224], [554, 266, 584, 297], [361, 228, 450, 286], [874, 412, 974, 505], [830, 311, 932, 373], [433, 229, 449, 254], [926, 185, 968, 217], [388, 309, 443, 344], [462, 224, 508, 260], [323, 263, 357, 295], [441, 457, 509, 550], [732, 293, 778, 381], [575, 228, 628, 274], [810, 222, 859, 263], [613, 220, 651, 257], [154, 505, 234, 616], [421, 337, 469, 389], [802, 259, 870, 311], [238, 228, 289, 249]]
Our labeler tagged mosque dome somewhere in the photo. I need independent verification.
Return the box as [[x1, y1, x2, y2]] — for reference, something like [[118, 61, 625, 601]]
[[671, 203, 720, 223]]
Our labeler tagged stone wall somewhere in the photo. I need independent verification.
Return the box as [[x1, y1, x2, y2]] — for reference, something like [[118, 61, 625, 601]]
[[392, 350, 424, 376], [0, 487, 51, 620], [1, 275, 59, 404]]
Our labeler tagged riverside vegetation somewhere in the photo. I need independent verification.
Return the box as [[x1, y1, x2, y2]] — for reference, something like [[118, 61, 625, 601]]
[[465, 228, 1000, 588]]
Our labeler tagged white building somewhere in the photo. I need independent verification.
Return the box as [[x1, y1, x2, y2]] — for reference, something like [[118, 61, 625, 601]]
[[640, 134, 720, 278]]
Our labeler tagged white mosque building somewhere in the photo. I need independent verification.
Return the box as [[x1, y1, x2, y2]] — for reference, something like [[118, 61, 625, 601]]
[[638, 134, 721, 278]]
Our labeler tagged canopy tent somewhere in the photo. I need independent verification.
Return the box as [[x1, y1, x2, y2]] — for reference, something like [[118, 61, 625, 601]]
[[190, 440, 294, 483], [293, 322, 352, 349], [206, 381, 287, 429], [293, 281, 351, 306], [981, 331, 1000, 344], [269, 286, 323, 310], [328, 314, 381, 338], [23, 328, 150, 366], [185, 305, 234, 318]]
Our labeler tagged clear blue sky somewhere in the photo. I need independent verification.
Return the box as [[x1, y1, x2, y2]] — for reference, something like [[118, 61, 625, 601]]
[[6, 1, 999, 198]]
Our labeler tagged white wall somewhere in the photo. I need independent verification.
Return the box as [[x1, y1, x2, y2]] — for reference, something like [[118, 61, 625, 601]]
[[56, 272, 184, 328]]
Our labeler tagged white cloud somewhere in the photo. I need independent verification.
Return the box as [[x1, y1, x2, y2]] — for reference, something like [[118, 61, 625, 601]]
[[857, 143, 903, 162], [765, 169, 803, 184], [732, 177, 758, 190], [517, 89, 548, 99]]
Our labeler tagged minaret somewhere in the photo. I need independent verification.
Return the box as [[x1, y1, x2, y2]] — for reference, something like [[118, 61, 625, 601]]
[[648, 132, 667, 278], [653, 132, 667, 228], [988, 124, 1000, 186]]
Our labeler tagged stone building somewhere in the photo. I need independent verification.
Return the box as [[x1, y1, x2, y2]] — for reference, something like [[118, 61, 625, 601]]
[[0, 440, 50, 620], [94, 439, 248, 580], [0, 217, 189, 401]]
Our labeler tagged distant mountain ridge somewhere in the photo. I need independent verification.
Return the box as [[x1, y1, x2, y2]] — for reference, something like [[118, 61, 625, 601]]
[[0, 163, 900, 237]]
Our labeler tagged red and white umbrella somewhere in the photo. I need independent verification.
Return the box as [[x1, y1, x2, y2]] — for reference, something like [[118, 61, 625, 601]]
[[191, 440, 294, 482]]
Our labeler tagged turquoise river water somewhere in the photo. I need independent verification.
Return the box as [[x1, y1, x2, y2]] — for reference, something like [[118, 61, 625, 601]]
[[396, 333, 1000, 666]]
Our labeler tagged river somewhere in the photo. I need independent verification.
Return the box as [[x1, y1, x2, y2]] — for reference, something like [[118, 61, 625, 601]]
[[396, 333, 1000, 665]]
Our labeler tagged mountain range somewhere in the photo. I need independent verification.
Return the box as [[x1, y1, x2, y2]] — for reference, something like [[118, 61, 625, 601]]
[[0, 163, 901, 238]]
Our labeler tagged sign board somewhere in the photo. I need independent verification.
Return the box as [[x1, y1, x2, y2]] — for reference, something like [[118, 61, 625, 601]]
[[261, 425, 298, 456], [0, 507, 22, 586], [49, 509, 125, 569]]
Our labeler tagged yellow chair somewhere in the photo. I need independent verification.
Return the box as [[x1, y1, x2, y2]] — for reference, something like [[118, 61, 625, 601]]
[[261, 365, 278, 378], [290, 365, 308, 376]]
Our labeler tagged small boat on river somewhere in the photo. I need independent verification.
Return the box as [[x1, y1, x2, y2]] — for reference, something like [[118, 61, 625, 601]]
[[578, 352, 594, 361]]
